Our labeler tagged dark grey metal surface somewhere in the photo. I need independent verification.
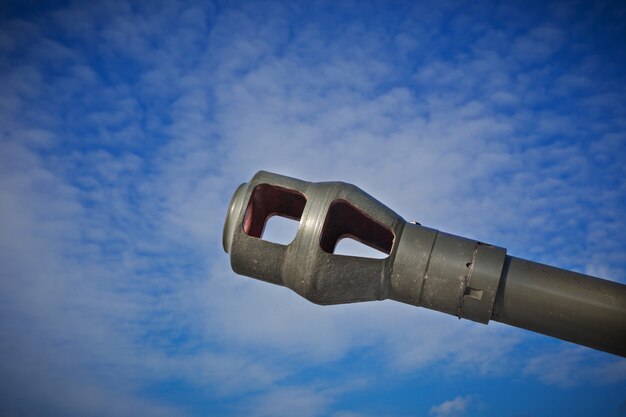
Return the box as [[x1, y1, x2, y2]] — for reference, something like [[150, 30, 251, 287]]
[[492, 256, 626, 356], [223, 170, 626, 357]]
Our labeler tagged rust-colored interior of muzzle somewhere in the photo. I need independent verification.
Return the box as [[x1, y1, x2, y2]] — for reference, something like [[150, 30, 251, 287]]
[[320, 200, 394, 256], [243, 184, 307, 239]]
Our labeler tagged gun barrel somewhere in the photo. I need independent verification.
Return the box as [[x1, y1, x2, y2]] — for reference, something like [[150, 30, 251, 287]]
[[492, 256, 626, 356], [223, 171, 626, 357]]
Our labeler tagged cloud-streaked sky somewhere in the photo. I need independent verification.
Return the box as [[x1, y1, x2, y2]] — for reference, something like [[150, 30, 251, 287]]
[[1, 0, 625, 416]]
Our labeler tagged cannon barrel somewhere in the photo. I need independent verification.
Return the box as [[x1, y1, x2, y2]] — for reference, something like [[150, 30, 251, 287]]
[[223, 171, 626, 357]]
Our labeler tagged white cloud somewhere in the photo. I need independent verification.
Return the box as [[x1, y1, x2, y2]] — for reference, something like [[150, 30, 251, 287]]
[[331, 412, 376, 417], [524, 347, 626, 387], [511, 27, 565, 62], [430, 395, 472, 417], [246, 387, 332, 417]]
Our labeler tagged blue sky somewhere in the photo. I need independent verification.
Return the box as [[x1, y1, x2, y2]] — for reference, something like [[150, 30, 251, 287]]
[[1, 0, 625, 416]]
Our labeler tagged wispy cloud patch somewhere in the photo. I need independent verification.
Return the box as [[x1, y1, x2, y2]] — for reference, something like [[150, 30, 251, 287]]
[[524, 347, 626, 387], [430, 395, 472, 417]]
